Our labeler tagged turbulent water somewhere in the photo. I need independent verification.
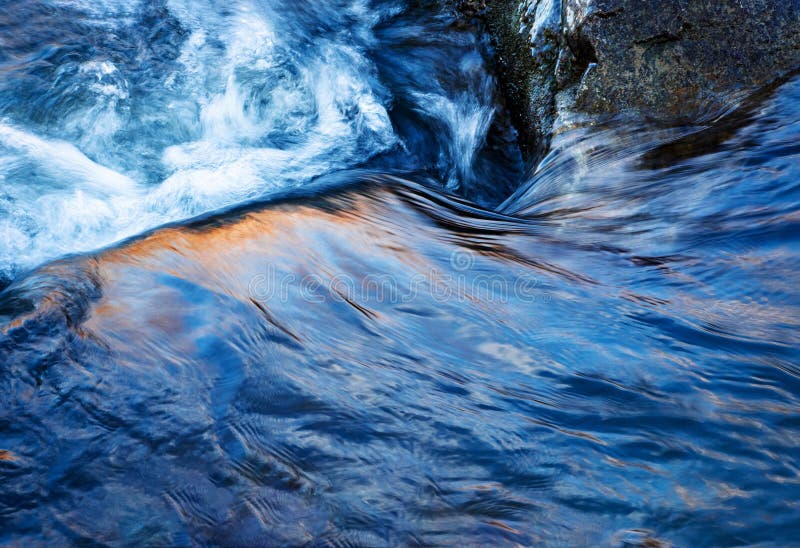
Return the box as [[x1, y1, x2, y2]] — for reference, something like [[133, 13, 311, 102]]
[[0, 0, 521, 281], [1, 1, 800, 546]]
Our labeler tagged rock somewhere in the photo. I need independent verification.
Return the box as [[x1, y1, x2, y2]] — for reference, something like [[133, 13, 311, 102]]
[[454, 0, 563, 158], [458, 0, 800, 160]]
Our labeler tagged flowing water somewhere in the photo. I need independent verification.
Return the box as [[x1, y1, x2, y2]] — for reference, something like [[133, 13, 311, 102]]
[[1, 1, 799, 546], [0, 0, 521, 281]]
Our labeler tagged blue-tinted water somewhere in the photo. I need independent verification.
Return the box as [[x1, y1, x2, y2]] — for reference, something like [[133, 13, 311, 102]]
[[1, 1, 800, 546], [0, 0, 520, 281]]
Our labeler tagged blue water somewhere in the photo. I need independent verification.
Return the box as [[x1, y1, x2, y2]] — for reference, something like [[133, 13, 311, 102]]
[[0, 0, 520, 281], [1, 1, 800, 546]]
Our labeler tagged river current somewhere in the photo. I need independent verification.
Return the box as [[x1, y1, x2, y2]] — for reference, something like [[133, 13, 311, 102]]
[[1, 1, 799, 546]]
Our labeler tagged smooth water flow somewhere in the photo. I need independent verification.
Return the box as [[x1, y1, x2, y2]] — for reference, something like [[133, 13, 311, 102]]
[[1, 1, 800, 546]]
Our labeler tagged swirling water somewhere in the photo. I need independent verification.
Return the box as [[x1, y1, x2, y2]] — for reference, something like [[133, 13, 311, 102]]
[[1, 1, 799, 546], [0, 0, 520, 281]]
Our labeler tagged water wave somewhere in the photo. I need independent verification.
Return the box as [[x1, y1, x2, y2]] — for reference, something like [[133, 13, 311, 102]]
[[1, 1, 799, 546], [0, 0, 519, 279]]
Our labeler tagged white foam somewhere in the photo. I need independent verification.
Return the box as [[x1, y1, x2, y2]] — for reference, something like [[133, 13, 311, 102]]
[[0, 123, 139, 196], [0, 0, 498, 279], [0, 0, 401, 279]]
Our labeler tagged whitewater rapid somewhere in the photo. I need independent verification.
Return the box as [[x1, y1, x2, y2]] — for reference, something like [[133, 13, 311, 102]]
[[0, 0, 516, 281]]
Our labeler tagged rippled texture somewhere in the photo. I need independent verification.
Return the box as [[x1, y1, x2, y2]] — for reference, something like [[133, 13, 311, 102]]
[[2, 1, 800, 547]]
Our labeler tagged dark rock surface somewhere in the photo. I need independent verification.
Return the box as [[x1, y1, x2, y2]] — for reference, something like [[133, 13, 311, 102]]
[[454, 0, 800, 160]]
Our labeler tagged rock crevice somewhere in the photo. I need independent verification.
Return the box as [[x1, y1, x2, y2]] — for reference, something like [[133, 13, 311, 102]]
[[455, 0, 800, 162]]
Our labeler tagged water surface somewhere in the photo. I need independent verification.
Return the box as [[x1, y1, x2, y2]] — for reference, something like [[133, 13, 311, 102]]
[[1, 1, 800, 546]]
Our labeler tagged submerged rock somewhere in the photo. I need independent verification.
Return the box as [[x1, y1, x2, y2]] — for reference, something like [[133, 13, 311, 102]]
[[458, 0, 800, 159]]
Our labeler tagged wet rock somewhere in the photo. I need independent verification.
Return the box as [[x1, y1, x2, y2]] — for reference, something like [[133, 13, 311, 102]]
[[453, 0, 562, 158], [457, 0, 800, 160]]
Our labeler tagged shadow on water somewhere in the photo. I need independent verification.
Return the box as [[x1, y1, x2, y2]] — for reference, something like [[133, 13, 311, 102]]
[[1, 1, 800, 546]]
